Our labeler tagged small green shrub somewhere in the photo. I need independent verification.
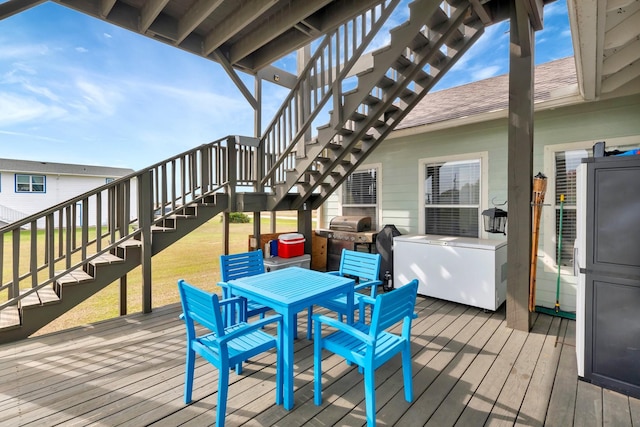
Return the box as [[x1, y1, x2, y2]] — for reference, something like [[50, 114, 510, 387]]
[[222, 212, 251, 223]]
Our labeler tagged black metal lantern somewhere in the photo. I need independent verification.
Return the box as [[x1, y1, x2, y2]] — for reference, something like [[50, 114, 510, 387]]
[[482, 207, 508, 234]]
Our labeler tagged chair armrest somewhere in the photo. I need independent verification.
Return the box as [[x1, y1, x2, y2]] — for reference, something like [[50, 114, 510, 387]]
[[312, 313, 373, 345], [219, 314, 283, 343], [218, 296, 244, 309], [354, 279, 382, 292], [217, 281, 231, 298], [358, 295, 376, 315]]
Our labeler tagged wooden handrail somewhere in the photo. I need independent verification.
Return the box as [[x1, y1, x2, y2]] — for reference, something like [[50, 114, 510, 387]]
[[0, 135, 253, 311]]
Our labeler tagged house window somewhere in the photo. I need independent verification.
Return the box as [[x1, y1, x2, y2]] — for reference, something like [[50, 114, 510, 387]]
[[420, 154, 485, 237], [106, 178, 115, 184], [342, 166, 379, 230], [545, 138, 639, 269], [15, 174, 46, 193]]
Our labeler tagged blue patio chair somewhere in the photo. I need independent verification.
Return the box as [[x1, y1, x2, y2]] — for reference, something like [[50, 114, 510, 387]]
[[178, 279, 282, 427], [307, 249, 382, 339], [313, 279, 419, 427], [219, 250, 271, 323]]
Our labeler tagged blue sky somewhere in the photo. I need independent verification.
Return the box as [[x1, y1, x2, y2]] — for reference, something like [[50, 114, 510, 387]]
[[0, 1, 573, 171]]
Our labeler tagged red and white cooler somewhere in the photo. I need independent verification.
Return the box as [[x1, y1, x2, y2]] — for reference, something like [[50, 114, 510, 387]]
[[277, 233, 305, 258]]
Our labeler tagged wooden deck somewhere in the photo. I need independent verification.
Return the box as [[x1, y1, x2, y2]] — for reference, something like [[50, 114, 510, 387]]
[[1, 296, 638, 426]]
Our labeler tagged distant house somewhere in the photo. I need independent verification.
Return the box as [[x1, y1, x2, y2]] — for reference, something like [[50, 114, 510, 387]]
[[0, 159, 135, 228], [324, 56, 640, 312]]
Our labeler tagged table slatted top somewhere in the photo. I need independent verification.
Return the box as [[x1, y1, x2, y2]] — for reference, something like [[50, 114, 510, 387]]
[[228, 267, 353, 308]]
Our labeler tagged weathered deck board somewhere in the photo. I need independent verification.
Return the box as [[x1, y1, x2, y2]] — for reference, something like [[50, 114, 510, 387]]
[[0, 297, 636, 427]]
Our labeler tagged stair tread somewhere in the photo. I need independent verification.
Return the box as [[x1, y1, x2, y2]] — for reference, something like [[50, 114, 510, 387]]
[[38, 286, 60, 305], [19, 289, 41, 309], [151, 225, 174, 232], [92, 253, 125, 265], [0, 306, 20, 330], [57, 270, 94, 285], [119, 240, 143, 248]]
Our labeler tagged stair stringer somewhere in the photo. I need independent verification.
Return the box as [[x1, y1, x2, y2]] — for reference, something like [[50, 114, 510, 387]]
[[268, 0, 442, 209], [305, 6, 486, 208], [269, 0, 484, 209], [0, 194, 228, 343]]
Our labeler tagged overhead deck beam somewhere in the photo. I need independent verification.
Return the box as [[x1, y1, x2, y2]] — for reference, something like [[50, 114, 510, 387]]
[[203, 0, 278, 56], [100, 0, 116, 18], [247, 0, 383, 71], [228, 0, 333, 65], [140, 0, 170, 32], [176, 0, 224, 44], [523, 0, 544, 31], [0, 0, 45, 20]]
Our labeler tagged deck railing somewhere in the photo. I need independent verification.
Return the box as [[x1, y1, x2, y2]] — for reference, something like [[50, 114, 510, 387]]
[[0, 135, 256, 311], [260, 0, 400, 189]]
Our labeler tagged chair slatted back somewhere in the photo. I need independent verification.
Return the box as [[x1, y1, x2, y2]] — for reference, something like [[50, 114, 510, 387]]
[[178, 279, 225, 338], [338, 249, 381, 283], [220, 250, 265, 282], [370, 279, 418, 336]]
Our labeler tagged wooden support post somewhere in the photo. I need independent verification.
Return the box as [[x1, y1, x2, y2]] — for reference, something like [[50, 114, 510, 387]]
[[120, 275, 127, 316], [253, 74, 263, 244], [138, 170, 153, 314], [298, 205, 313, 256], [507, 0, 535, 331], [223, 211, 230, 255]]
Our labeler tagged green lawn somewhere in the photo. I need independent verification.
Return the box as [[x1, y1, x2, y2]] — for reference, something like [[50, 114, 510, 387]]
[[33, 215, 299, 336]]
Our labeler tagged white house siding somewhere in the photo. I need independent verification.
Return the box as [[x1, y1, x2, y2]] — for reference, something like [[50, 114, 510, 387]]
[[0, 163, 135, 228], [333, 93, 640, 312]]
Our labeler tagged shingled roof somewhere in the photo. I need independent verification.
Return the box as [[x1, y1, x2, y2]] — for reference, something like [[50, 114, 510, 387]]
[[0, 158, 134, 177], [396, 56, 579, 131]]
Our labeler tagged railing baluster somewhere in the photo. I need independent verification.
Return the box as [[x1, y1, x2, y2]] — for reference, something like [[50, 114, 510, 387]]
[[66, 206, 72, 269], [30, 222, 37, 289], [12, 229, 20, 300], [47, 214, 55, 281], [96, 191, 102, 252]]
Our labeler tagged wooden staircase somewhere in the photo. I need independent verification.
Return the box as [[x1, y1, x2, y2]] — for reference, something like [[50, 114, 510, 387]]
[[261, 0, 485, 210], [0, 1, 489, 343], [0, 142, 233, 343]]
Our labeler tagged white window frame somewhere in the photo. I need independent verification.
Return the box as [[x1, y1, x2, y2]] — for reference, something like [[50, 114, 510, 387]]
[[15, 174, 46, 193], [419, 151, 488, 238], [339, 163, 381, 227], [542, 136, 640, 274]]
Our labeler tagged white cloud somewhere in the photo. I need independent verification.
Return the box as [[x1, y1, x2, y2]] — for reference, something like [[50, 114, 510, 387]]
[[543, 2, 565, 18], [75, 47, 89, 53], [75, 79, 123, 116], [103, 33, 112, 39], [472, 65, 502, 81], [0, 92, 67, 125]]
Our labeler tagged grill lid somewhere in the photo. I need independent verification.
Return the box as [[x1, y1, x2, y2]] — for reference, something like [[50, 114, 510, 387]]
[[329, 216, 372, 232]]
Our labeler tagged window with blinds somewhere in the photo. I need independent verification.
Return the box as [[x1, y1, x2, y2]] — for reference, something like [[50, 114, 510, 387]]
[[554, 143, 637, 266], [424, 159, 480, 237], [554, 149, 588, 266], [342, 168, 378, 230]]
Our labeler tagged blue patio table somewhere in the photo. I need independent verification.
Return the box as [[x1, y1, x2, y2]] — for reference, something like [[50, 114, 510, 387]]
[[227, 266, 355, 410]]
